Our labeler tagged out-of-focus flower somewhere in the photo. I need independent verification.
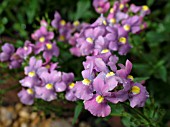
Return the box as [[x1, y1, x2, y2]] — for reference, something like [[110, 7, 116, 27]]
[[18, 88, 35, 105], [93, 0, 110, 14], [16, 40, 33, 59], [129, 83, 149, 108], [0, 43, 15, 62]]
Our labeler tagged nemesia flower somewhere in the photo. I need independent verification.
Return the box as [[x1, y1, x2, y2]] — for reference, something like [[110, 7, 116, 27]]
[[51, 11, 67, 30], [76, 25, 106, 55], [105, 26, 118, 51], [40, 20, 48, 27], [84, 76, 117, 117], [32, 26, 54, 54], [116, 59, 133, 81], [9, 53, 23, 69], [18, 88, 35, 105], [129, 4, 142, 14], [122, 16, 142, 34], [65, 82, 78, 101], [20, 57, 44, 88], [140, 5, 151, 17], [35, 70, 62, 101], [16, 40, 33, 59], [129, 83, 149, 108], [43, 41, 59, 62], [42, 62, 58, 72], [116, 25, 131, 55], [74, 69, 95, 100], [93, 0, 110, 14], [0, 43, 15, 62]]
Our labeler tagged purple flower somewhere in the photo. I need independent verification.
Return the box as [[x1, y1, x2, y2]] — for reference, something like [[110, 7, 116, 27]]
[[74, 69, 95, 100], [77, 25, 106, 55], [122, 16, 142, 34], [43, 41, 59, 62], [40, 20, 48, 27], [105, 26, 118, 51], [58, 23, 72, 42], [93, 0, 110, 14], [35, 70, 62, 101], [140, 5, 151, 17], [129, 83, 149, 108], [116, 26, 131, 55], [8, 52, 23, 69], [51, 11, 68, 30], [18, 88, 35, 105], [32, 26, 54, 54], [0, 43, 15, 62], [16, 40, 33, 59], [116, 59, 134, 81], [42, 62, 58, 72], [107, 55, 119, 72], [84, 76, 117, 117], [107, 77, 131, 103], [65, 82, 78, 101], [21, 57, 45, 87], [129, 4, 142, 14]]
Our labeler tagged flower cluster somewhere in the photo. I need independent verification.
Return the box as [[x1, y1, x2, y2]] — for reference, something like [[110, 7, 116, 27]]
[[0, 43, 24, 69], [0, 0, 150, 118], [70, 0, 150, 56], [72, 53, 149, 117], [18, 57, 75, 105], [51, 11, 89, 42]]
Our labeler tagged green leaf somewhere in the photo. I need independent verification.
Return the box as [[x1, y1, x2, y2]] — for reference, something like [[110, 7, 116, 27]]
[[72, 102, 83, 124], [147, 0, 154, 6], [133, 77, 150, 82], [75, 0, 93, 20], [110, 103, 125, 116], [154, 66, 167, 82]]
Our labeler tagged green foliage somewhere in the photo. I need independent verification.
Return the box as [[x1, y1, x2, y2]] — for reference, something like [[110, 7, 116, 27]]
[[72, 102, 83, 124]]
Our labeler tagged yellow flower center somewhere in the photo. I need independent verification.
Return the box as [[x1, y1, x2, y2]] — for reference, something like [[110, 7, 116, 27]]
[[127, 75, 134, 81], [102, 20, 107, 26], [119, 37, 127, 44], [46, 65, 50, 69], [142, 5, 149, 11], [110, 8, 114, 13], [97, 7, 103, 12], [101, 49, 110, 54], [60, 20, 66, 26], [123, 24, 131, 31], [110, 18, 116, 24], [73, 20, 80, 27], [106, 72, 115, 78], [39, 37, 45, 43], [45, 83, 53, 90], [28, 71, 36, 77], [59, 35, 65, 41], [119, 3, 124, 10], [69, 83, 75, 89], [86, 37, 93, 44], [46, 43, 52, 50], [131, 86, 140, 94], [82, 78, 91, 85], [96, 95, 104, 103], [27, 88, 34, 95]]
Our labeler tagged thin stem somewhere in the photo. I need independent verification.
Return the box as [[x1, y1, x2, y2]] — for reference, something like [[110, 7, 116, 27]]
[[122, 103, 155, 127]]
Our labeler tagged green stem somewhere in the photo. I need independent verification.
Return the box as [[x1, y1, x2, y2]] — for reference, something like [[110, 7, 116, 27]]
[[122, 103, 155, 127]]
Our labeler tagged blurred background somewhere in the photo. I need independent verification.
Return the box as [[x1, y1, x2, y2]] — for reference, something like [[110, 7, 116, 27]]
[[0, 0, 170, 127]]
